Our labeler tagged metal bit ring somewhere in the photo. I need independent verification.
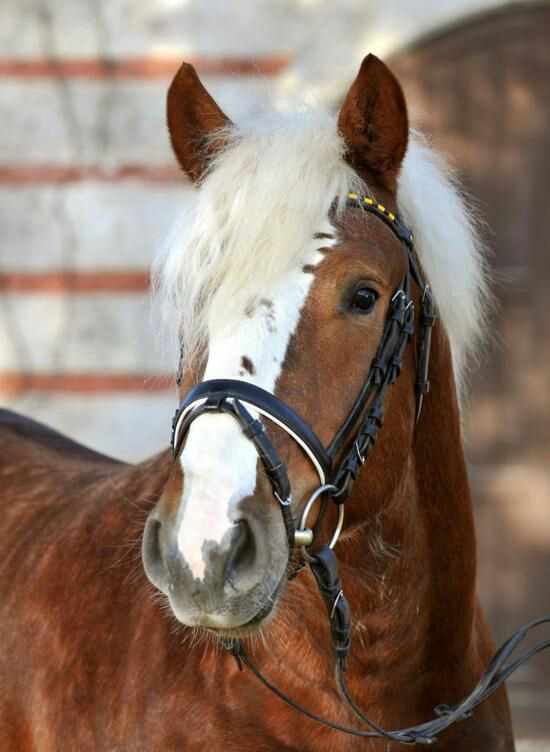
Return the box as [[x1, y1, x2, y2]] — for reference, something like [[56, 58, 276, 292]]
[[295, 484, 344, 561]]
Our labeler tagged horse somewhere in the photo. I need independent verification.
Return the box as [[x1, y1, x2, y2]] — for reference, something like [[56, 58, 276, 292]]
[[0, 54, 517, 750]]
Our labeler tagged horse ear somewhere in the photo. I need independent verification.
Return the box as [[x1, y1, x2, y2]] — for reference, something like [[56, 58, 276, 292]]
[[167, 62, 231, 183], [338, 54, 408, 192]]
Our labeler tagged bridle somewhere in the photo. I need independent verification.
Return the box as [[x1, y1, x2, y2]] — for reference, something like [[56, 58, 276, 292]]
[[172, 194, 436, 549], [169, 193, 550, 745]]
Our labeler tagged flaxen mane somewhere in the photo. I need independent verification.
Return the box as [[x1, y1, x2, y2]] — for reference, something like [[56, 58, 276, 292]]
[[155, 112, 488, 389]]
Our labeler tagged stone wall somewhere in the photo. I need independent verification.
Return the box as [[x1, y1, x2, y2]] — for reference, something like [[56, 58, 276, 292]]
[[0, 0, 509, 460]]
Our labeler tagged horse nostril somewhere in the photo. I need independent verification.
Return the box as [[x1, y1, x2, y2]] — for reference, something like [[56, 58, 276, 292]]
[[142, 515, 172, 593], [223, 520, 256, 592]]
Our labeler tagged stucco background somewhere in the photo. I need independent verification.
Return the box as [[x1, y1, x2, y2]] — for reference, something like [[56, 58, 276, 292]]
[[0, 1, 548, 746]]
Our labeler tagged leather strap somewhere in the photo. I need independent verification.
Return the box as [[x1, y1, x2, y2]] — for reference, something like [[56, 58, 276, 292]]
[[415, 285, 436, 421], [227, 563, 550, 746], [173, 394, 297, 549], [173, 378, 331, 482], [309, 546, 351, 667]]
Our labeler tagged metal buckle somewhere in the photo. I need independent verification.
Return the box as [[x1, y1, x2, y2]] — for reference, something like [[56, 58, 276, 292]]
[[415, 394, 424, 426], [391, 289, 406, 303], [274, 492, 292, 507], [330, 590, 344, 620]]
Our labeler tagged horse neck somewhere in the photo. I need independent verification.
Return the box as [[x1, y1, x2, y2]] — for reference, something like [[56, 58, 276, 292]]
[[333, 323, 477, 671]]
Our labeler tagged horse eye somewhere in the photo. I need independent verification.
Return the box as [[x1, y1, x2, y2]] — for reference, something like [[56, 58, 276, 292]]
[[349, 287, 378, 314]]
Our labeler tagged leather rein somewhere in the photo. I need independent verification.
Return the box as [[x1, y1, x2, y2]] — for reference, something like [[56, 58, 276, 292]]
[[169, 194, 550, 746]]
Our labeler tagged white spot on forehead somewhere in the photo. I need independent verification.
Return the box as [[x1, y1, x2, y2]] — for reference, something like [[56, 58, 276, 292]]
[[176, 233, 335, 580], [153, 111, 362, 367]]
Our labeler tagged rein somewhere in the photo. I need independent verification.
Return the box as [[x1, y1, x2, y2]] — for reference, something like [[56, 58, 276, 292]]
[[169, 194, 550, 745]]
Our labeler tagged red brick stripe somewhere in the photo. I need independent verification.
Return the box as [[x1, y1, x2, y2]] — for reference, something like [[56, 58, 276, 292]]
[[0, 271, 150, 293], [0, 165, 181, 185], [0, 55, 288, 79], [0, 372, 174, 394]]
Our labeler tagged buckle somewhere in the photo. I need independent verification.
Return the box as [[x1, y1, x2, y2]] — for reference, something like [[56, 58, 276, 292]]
[[274, 492, 292, 507]]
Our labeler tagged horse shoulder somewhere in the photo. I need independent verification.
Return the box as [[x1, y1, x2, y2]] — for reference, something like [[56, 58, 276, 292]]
[[0, 410, 179, 750]]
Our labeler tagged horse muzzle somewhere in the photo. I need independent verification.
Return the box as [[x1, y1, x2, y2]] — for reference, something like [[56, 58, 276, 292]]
[[142, 494, 287, 631]]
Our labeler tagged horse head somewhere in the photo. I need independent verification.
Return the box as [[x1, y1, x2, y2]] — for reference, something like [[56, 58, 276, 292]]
[[142, 55, 477, 638]]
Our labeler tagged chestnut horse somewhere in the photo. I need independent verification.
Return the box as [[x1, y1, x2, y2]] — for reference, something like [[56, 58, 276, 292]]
[[0, 56, 517, 750]]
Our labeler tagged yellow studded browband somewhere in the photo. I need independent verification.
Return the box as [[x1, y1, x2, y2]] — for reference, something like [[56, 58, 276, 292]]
[[346, 192, 396, 221], [338, 192, 414, 249]]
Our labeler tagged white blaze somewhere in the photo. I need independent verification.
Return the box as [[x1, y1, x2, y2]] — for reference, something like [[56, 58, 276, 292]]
[[176, 243, 329, 580]]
